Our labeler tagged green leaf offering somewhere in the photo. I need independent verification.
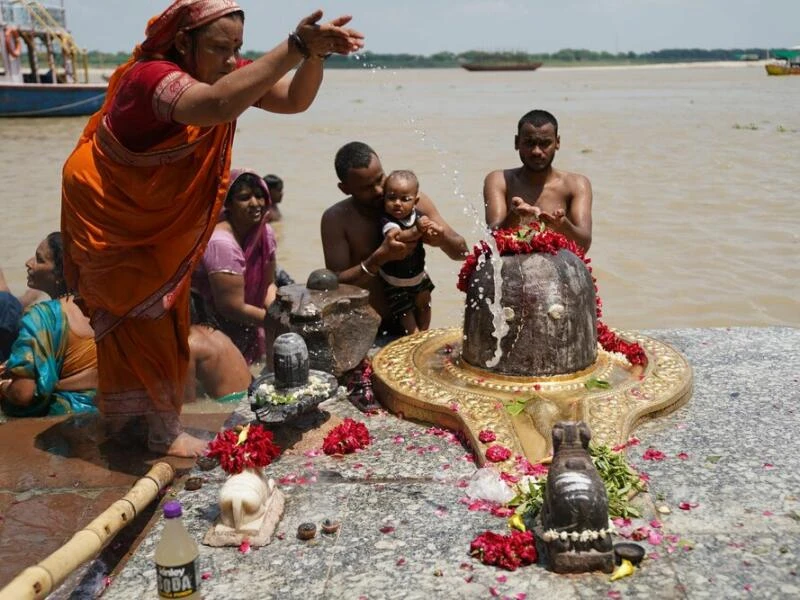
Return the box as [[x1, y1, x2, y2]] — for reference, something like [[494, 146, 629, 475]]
[[505, 398, 528, 416], [585, 378, 611, 390]]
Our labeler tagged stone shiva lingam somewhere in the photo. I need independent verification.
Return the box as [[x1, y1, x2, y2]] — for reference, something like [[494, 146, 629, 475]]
[[269, 268, 381, 377], [533, 421, 615, 574], [249, 332, 339, 425], [372, 224, 693, 468]]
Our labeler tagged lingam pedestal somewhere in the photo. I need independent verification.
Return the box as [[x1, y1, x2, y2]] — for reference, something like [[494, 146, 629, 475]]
[[269, 269, 381, 377], [372, 249, 693, 469]]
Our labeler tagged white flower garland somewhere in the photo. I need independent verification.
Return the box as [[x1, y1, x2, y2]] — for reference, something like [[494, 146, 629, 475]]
[[254, 373, 334, 406], [542, 521, 615, 543]]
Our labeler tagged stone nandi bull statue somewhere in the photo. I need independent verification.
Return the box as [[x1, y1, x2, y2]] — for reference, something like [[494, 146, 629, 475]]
[[537, 421, 614, 573]]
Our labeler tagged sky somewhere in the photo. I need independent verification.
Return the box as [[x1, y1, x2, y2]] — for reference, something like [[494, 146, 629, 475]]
[[67, 0, 800, 55]]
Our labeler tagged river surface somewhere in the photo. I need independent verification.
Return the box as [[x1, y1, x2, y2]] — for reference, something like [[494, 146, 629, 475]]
[[1, 63, 798, 330]]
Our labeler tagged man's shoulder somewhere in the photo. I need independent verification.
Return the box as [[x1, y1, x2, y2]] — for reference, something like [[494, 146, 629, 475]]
[[553, 168, 590, 186], [485, 168, 516, 183], [321, 197, 355, 221]]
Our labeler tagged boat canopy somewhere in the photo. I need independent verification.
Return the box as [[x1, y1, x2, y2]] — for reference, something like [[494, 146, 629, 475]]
[[770, 49, 800, 61], [1, 0, 90, 84]]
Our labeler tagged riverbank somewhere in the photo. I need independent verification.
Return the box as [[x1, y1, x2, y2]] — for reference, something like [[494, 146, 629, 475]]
[[2, 327, 797, 598]]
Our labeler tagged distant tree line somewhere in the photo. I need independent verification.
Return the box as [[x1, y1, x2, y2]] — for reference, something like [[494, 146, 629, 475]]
[[85, 48, 775, 69]]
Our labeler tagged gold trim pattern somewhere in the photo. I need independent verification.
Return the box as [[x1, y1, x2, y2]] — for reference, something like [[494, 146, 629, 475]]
[[372, 328, 693, 471]]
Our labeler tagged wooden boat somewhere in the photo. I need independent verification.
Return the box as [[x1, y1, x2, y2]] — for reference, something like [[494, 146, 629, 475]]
[[765, 49, 800, 76], [765, 62, 800, 76], [460, 62, 543, 72], [0, 0, 106, 117]]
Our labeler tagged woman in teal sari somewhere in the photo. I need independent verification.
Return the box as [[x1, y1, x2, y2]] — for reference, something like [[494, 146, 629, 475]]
[[0, 233, 97, 416]]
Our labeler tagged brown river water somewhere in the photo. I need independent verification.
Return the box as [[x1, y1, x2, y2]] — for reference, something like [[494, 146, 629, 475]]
[[1, 63, 798, 330]]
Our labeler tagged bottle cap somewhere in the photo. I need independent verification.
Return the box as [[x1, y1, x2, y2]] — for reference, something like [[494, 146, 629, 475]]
[[163, 500, 182, 519]]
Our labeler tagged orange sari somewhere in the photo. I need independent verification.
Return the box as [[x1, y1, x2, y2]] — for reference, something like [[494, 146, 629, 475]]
[[61, 0, 241, 417]]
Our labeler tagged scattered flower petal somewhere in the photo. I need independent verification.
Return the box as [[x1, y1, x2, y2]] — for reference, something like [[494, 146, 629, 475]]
[[239, 540, 251, 554], [677, 452, 689, 460], [486, 445, 512, 462], [648, 530, 664, 546], [642, 448, 666, 461], [479, 430, 497, 443]]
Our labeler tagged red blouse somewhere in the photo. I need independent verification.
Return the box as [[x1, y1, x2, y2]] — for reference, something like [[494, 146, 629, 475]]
[[106, 58, 252, 152]]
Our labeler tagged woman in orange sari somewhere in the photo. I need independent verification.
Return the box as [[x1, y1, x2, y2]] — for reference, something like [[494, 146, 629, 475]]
[[61, 0, 363, 457]]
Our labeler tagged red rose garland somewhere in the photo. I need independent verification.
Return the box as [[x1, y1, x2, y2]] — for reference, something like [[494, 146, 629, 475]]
[[457, 224, 646, 367], [470, 530, 538, 571], [322, 418, 371, 455], [206, 424, 281, 475]]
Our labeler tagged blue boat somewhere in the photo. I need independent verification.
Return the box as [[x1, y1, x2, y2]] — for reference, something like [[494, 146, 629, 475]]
[[1, 0, 107, 117]]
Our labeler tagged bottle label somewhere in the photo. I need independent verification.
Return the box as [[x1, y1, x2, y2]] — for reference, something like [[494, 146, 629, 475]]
[[156, 560, 199, 598]]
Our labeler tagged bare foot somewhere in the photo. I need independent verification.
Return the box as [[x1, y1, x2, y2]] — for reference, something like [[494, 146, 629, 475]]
[[149, 432, 208, 458], [146, 411, 208, 458]]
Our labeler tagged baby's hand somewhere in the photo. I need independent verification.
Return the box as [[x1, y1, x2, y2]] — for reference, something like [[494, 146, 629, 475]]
[[510, 196, 541, 219], [419, 217, 444, 244]]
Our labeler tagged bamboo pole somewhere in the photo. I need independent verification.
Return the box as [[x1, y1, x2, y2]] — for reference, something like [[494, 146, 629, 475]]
[[0, 462, 175, 600]]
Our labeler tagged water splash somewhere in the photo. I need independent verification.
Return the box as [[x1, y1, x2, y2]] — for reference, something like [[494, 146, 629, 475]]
[[347, 52, 510, 346]]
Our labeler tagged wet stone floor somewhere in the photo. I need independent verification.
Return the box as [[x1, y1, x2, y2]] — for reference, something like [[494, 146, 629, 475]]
[[1, 327, 798, 599]]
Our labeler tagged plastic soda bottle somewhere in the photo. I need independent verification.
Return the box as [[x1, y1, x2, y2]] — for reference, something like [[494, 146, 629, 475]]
[[155, 500, 200, 599]]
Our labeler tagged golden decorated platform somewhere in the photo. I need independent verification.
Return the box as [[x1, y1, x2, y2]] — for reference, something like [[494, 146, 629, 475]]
[[372, 328, 692, 468]]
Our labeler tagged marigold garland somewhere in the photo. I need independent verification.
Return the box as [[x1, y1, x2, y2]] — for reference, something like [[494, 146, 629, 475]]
[[206, 424, 281, 475], [322, 417, 371, 455], [456, 223, 646, 367]]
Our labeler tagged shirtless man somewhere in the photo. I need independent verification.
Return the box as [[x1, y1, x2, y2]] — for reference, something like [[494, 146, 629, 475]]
[[321, 141, 467, 332], [483, 109, 593, 251]]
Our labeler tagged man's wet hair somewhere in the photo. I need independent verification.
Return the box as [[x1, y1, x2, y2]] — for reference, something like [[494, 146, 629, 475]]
[[263, 174, 283, 191], [335, 141, 377, 182], [518, 109, 558, 135], [385, 169, 419, 192]]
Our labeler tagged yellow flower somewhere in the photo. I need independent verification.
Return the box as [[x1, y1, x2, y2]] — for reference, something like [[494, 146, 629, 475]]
[[508, 513, 526, 532], [610, 558, 634, 581]]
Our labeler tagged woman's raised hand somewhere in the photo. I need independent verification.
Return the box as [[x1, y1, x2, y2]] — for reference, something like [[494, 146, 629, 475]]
[[295, 10, 364, 58]]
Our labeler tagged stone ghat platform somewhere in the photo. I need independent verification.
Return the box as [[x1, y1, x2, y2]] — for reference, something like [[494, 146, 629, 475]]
[[2, 328, 798, 599]]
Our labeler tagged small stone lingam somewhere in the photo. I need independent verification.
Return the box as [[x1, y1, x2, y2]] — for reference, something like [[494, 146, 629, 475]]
[[534, 421, 614, 574], [249, 332, 339, 424], [268, 269, 381, 377]]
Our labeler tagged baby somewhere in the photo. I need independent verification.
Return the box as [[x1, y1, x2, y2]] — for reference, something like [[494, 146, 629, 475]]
[[378, 170, 437, 334]]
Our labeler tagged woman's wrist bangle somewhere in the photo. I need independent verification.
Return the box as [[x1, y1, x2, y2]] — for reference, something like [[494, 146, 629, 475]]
[[288, 31, 310, 59], [361, 261, 377, 277]]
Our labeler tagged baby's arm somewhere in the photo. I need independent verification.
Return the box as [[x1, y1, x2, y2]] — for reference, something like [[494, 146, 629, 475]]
[[386, 225, 422, 244]]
